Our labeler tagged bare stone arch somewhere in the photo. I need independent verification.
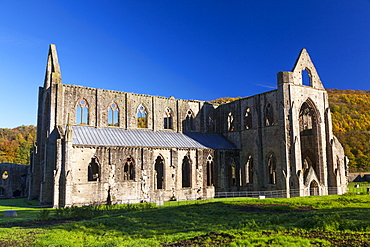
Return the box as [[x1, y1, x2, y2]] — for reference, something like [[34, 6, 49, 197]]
[[181, 155, 192, 188], [206, 155, 213, 186], [123, 156, 135, 181], [154, 155, 165, 190], [184, 109, 194, 131], [88, 156, 100, 181], [163, 107, 173, 129]]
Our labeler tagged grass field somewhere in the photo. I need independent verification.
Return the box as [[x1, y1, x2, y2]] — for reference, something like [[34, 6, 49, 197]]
[[1, 184, 370, 246]]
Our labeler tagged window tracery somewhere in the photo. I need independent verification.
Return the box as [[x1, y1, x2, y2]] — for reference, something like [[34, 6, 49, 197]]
[[76, 98, 89, 125], [137, 105, 148, 128], [108, 102, 119, 126], [164, 107, 173, 129], [123, 156, 135, 180], [184, 110, 194, 131]]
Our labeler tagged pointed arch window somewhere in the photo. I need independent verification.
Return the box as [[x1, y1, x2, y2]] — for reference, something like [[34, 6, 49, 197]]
[[230, 158, 236, 186], [184, 110, 194, 131], [123, 156, 135, 180], [302, 69, 312, 86], [137, 105, 148, 128], [228, 112, 234, 131], [154, 156, 164, 189], [108, 102, 119, 126], [244, 107, 252, 129], [299, 102, 314, 133], [207, 116, 215, 132], [88, 157, 99, 181], [245, 155, 253, 184], [182, 156, 191, 187], [206, 155, 213, 186], [164, 108, 173, 129], [76, 98, 89, 125], [265, 103, 274, 126], [267, 153, 276, 184]]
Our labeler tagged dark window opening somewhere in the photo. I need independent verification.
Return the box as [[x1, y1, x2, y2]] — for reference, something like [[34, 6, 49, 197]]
[[268, 154, 276, 184], [244, 107, 252, 129], [246, 155, 253, 184], [184, 110, 194, 131], [206, 156, 213, 186], [228, 112, 234, 131], [265, 103, 274, 126], [88, 157, 99, 181], [123, 156, 135, 180], [164, 108, 173, 129], [182, 156, 191, 187], [155, 156, 164, 189]]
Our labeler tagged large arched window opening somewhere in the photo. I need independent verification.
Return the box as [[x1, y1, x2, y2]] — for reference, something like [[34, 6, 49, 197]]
[[76, 98, 89, 125], [154, 156, 164, 190], [123, 156, 135, 180], [206, 155, 213, 186], [108, 102, 119, 126], [245, 155, 253, 184], [265, 103, 274, 126], [267, 153, 276, 184], [244, 107, 252, 129], [164, 107, 173, 129], [182, 156, 191, 187], [299, 100, 321, 182], [184, 110, 194, 131], [88, 157, 99, 181], [137, 104, 148, 128], [302, 68, 312, 86]]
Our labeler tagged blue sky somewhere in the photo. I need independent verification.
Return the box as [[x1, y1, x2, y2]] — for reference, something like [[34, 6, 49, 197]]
[[1, 0, 370, 128]]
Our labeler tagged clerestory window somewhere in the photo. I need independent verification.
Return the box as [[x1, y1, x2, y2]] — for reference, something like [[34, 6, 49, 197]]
[[137, 105, 148, 128], [164, 108, 173, 129], [108, 102, 119, 126], [76, 98, 89, 125]]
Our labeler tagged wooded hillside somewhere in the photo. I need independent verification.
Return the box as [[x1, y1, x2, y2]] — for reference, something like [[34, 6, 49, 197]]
[[0, 125, 36, 165]]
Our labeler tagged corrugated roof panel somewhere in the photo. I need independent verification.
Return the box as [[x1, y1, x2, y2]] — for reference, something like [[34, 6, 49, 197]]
[[70, 126, 237, 150]]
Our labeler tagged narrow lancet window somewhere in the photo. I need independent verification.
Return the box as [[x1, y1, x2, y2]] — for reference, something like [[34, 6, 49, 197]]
[[265, 103, 274, 126], [164, 108, 173, 129], [230, 159, 236, 186], [76, 98, 89, 125], [228, 112, 234, 131], [108, 102, 119, 126], [137, 105, 148, 128], [206, 155, 213, 186], [155, 156, 164, 189], [244, 107, 252, 129], [268, 154, 276, 184], [88, 157, 99, 181], [245, 155, 253, 184], [182, 156, 191, 187]]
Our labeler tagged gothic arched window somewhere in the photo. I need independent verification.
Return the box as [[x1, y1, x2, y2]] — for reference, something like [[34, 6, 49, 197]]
[[265, 103, 274, 126], [137, 105, 148, 128], [164, 108, 173, 129], [182, 156, 191, 187], [76, 98, 89, 125], [88, 157, 99, 181], [267, 153, 276, 184], [123, 156, 135, 180], [245, 155, 253, 184], [108, 102, 119, 126], [184, 110, 194, 131], [244, 107, 252, 129], [228, 112, 234, 131], [154, 156, 164, 189], [206, 155, 213, 186]]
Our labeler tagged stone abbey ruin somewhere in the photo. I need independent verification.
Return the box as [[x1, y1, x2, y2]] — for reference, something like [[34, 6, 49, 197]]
[[29, 45, 348, 207]]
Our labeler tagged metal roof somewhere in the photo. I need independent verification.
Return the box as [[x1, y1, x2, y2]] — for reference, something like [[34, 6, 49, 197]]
[[71, 126, 237, 150]]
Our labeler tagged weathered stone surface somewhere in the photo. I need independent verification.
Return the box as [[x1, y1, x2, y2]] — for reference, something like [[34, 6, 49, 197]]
[[29, 45, 348, 207]]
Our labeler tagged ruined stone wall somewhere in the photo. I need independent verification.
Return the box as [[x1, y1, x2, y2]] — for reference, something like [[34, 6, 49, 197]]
[[58, 84, 211, 133], [62, 146, 214, 206], [0, 163, 29, 198]]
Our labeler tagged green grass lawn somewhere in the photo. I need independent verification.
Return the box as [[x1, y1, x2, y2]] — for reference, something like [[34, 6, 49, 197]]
[[1, 188, 370, 246]]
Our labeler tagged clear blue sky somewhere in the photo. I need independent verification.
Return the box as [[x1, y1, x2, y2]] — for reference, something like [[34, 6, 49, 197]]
[[1, 0, 370, 128]]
